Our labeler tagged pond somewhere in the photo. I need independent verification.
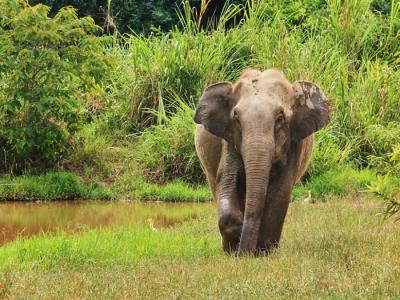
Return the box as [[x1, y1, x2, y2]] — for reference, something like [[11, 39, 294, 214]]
[[0, 201, 213, 246]]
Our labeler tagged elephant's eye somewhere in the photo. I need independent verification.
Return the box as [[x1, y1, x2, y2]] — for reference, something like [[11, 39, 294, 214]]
[[276, 112, 285, 123]]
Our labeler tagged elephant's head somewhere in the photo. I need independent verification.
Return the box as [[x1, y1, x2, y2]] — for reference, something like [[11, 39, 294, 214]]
[[194, 69, 330, 254]]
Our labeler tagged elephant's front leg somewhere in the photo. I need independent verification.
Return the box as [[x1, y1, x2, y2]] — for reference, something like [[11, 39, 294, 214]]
[[256, 180, 292, 254], [219, 197, 243, 252], [218, 146, 245, 253]]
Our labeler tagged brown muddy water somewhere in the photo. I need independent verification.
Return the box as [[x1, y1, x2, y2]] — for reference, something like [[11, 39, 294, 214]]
[[0, 201, 212, 246]]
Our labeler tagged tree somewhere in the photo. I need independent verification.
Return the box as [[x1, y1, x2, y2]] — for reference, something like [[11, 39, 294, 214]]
[[0, 0, 110, 173]]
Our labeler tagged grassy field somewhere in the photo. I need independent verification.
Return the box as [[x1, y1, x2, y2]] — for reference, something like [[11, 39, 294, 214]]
[[1, 196, 399, 299]]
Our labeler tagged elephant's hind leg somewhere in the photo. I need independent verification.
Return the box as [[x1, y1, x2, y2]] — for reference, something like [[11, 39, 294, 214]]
[[195, 124, 222, 199]]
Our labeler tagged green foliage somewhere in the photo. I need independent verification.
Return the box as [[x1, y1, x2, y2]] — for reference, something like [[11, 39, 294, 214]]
[[364, 123, 400, 156], [105, 0, 400, 184], [29, 0, 98, 18], [93, 0, 400, 188], [372, 0, 395, 14], [364, 123, 400, 171], [392, 144, 400, 174], [0, 0, 110, 172], [368, 174, 400, 219], [107, 0, 182, 33], [134, 98, 203, 184], [368, 144, 400, 219], [29, 0, 184, 33]]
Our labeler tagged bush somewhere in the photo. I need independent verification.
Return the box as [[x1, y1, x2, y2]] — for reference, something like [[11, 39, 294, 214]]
[[368, 144, 400, 219], [29, 0, 180, 34], [134, 98, 203, 184], [0, 0, 110, 173]]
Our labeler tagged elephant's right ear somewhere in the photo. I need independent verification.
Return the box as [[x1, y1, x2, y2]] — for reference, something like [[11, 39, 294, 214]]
[[194, 82, 233, 142]]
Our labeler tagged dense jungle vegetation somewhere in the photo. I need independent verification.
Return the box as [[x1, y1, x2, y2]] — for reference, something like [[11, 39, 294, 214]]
[[0, 0, 399, 216], [28, 0, 247, 33]]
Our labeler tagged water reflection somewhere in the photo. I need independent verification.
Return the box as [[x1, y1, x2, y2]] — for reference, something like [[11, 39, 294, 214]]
[[0, 201, 211, 245]]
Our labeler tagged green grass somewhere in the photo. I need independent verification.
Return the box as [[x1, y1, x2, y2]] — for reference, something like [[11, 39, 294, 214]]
[[0, 172, 84, 200], [0, 172, 211, 202], [132, 179, 211, 202], [1, 197, 399, 298], [0, 223, 218, 270], [293, 166, 377, 200], [0, 172, 112, 201]]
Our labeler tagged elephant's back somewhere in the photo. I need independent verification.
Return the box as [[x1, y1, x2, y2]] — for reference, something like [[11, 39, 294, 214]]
[[293, 135, 314, 184]]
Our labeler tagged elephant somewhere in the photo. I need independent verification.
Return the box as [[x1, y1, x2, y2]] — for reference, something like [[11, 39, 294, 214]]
[[194, 69, 330, 255]]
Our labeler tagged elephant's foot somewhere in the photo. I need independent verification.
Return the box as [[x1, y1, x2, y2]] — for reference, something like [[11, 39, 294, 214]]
[[222, 237, 240, 253], [255, 239, 280, 255], [218, 212, 243, 253]]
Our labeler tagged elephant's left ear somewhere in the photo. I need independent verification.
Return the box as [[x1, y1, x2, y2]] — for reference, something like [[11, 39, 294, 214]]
[[291, 81, 330, 142]]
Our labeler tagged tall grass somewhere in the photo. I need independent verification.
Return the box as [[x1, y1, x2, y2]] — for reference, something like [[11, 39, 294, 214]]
[[118, 0, 399, 185], [106, 1, 248, 130], [134, 96, 203, 183]]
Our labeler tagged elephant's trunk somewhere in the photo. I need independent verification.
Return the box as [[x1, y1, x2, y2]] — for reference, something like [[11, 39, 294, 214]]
[[238, 132, 274, 255]]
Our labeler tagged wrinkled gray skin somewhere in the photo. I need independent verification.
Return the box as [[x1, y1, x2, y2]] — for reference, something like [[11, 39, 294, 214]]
[[194, 69, 330, 256]]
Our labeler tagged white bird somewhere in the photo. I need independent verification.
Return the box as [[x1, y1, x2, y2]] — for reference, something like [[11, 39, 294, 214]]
[[303, 190, 313, 203], [147, 218, 158, 232]]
